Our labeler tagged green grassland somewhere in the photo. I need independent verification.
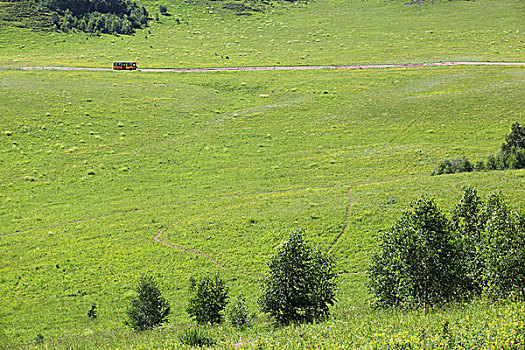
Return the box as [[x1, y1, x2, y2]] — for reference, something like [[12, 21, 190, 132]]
[[1, 0, 525, 348], [2, 66, 524, 348], [0, 0, 524, 68]]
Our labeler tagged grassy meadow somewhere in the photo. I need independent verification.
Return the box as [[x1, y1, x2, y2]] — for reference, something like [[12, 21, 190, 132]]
[[1, 0, 525, 348]]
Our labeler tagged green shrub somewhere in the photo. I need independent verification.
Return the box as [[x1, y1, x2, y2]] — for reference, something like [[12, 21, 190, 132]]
[[179, 326, 216, 347], [187, 274, 228, 325], [482, 121, 525, 171], [87, 303, 97, 319], [369, 196, 462, 308], [455, 157, 473, 172], [50, 12, 60, 26], [259, 230, 337, 325], [432, 157, 473, 175], [432, 158, 452, 175], [495, 151, 508, 170], [33, 332, 44, 345], [501, 121, 525, 153], [125, 275, 170, 331], [485, 154, 497, 170], [507, 148, 525, 169], [474, 160, 485, 171], [121, 19, 133, 34], [227, 294, 249, 329]]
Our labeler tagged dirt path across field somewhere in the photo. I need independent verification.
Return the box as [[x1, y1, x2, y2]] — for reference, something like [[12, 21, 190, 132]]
[[154, 221, 227, 269], [15, 61, 525, 73], [2, 185, 356, 273], [153, 187, 354, 271], [328, 188, 354, 252]]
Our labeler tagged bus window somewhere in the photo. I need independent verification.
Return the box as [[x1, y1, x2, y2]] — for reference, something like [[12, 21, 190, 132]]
[[113, 61, 137, 70]]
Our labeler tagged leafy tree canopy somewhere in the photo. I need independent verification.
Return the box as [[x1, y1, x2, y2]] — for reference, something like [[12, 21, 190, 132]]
[[187, 274, 229, 325], [125, 275, 170, 331], [259, 230, 337, 325]]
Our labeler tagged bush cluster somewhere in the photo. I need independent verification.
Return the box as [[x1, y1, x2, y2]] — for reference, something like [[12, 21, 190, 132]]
[[123, 230, 336, 334], [45, 0, 138, 15], [432, 122, 525, 175], [431, 157, 473, 175], [452, 188, 525, 298], [369, 187, 525, 308], [43, 0, 148, 34]]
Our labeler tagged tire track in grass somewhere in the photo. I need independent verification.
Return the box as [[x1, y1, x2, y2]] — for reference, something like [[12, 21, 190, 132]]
[[153, 187, 355, 275], [153, 221, 227, 269], [154, 221, 265, 280], [2, 202, 191, 237], [327, 188, 354, 252], [1, 208, 141, 236], [4, 178, 416, 238], [3, 184, 346, 237], [4, 184, 367, 277]]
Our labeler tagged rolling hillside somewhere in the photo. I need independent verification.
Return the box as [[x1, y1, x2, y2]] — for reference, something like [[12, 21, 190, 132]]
[[0, 0, 524, 348]]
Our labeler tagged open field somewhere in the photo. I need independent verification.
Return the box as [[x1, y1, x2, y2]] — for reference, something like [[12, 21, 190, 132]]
[[1, 0, 525, 348], [2, 65, 524, 348]]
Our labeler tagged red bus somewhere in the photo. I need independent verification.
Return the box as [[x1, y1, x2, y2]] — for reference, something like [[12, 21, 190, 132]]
[[113, 61, 137, 70]]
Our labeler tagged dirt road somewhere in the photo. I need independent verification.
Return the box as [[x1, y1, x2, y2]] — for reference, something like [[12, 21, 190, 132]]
[[16, 61, 525, 73]]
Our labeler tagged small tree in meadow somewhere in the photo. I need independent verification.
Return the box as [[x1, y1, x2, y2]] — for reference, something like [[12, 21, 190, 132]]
[[187, 274, 228, 324], [371, 189, 525, 307], [259, 230, 337, 325], [369, 196, 462, 309], [227, 294, 249, 329], [125, 275, 170, 331], [501, 121, 525, 154], [479, 194, 525, 298], [87, 303, 97, 319]]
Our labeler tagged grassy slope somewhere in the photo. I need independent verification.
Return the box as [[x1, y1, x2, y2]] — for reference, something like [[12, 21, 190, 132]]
[[0, 0, 524, 348], [0, 0, 52, 30], [1, 66, 524, 348], [0, 0, 524, 68]]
